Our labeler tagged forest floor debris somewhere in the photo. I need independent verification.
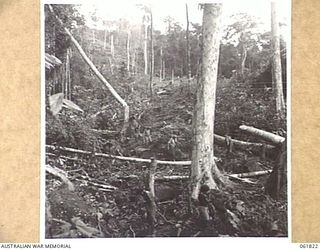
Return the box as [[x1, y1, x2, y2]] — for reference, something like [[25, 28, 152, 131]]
[[46, 78, 287, 238]]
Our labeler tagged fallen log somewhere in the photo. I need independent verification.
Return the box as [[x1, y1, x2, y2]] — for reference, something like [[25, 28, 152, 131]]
[[77, 179, 117, 191], [46, 165, 75, 191], [214, 134, 275, 151], [154, 170, 272, 181], [46, 145, 193, 166], [227, 175, 257, 184], [228, 170, 272, 178], [48, 5, 129, 133], [239, 125, 285, 145], [155, 175, 189, 181]]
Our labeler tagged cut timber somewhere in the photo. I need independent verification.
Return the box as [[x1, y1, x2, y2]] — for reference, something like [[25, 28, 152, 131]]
[[48, 5, 129, 133], [155, 170, 272, 181], [228, 170, 272, 178], [46, 165, 75, 191], [214, 134, 275, 152], [239, 125, 285, 145], [227, 175, 256, 184], [156, 175, 189, 181], [78, 179, 117, 191], [46, 145, 192, 166]]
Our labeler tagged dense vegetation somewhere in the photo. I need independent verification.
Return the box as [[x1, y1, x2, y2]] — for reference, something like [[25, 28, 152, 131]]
[[45, 4, 287, 238]]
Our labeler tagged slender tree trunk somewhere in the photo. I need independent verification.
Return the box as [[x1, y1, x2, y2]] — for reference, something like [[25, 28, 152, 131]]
[[171, 69, 174, 84], [92, 29, 95, 44], [103, 28, 107, 49], [149, 11, 154, 98], [61, 64, 65, 96], [190, 3, 224, 199], [110, 33, 114, 59], [68, 48, 72, 100], [159, 47, 163, 82], [65, 48, 70, 99], [241, 44, 247, 77], [144, 23, 148, 75], [186, 4, 192, 84], [271, 1, 285, 116], [163, 60, 166, 79], [48, 5, 129, 132], [127, 30, 131, 74], [132, 49, 136, 75], [108, 57, 114, 75], [239, 37, 247, 80]]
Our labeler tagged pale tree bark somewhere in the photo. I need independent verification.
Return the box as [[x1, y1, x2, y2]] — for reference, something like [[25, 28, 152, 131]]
[[186, 4, 192, 84], [171, 69, 174, 84], [132, 49, 136, 75], [65, 47, 71, 99], [103, 28, 107, 49], [240, 39, 247, 79], [271, 1, 285, 116], [127, 30, 131, 74], [110, 33, 114, 59], [108, 57, 114, 75], [239, 125, 285, 145], [149, 10, 154, 98], [190, 3, 224, 199], [144, 20, 148, 75], [163, 60, 166, 79], [48, 5, 129, 132], [159, 47, 163, 82]]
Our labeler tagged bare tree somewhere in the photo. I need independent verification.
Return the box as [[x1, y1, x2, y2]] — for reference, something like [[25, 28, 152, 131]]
[[110, 32, 115, 59], [271, 1, 285, 117], [127, 30, 131, 74], [159, 46, 163, 82], [143, 14, 149, 75], [149, 9, 154, 98], [186, 4, 192, 84], [190, 3, 225, 199]]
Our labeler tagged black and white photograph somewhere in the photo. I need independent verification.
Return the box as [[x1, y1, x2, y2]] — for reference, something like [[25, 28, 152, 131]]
[[44, 0, 290, 240]]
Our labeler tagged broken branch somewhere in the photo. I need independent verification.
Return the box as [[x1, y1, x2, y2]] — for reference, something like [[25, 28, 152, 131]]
[[46, 145, 192, 166]]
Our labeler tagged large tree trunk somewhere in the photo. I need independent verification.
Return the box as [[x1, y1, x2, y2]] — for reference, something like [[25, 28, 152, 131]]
[[48, 5, 129, 132], [186, 4, 192, 84], [190, 3, 224, 199], [271, 2, 285, 116]]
